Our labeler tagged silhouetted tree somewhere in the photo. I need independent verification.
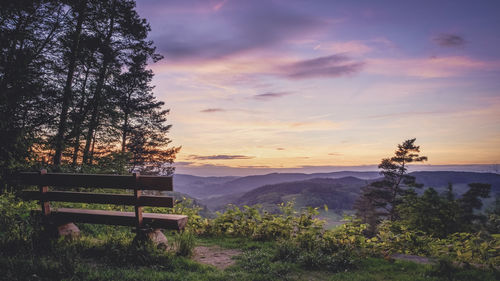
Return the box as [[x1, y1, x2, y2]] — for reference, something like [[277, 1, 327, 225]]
[[355, 138, 427, 224], [0, 0, 178, 178], [0, 1, 63, 181]]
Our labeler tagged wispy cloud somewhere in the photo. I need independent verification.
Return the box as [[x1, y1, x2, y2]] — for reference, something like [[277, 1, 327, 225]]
[[434, 33, 466, 47], [212, 0, 228, 11], [200, 108, 226, 113], [281, 54, 364, 79], [366, 56, 497, 78], [320, 40, 373, 55], [188, 154, 255, 160], [174, 161, 197, 166], [253, 92, 291, 100]]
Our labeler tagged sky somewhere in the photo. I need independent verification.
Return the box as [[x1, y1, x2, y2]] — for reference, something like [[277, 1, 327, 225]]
[[134, 0, 500, 176]]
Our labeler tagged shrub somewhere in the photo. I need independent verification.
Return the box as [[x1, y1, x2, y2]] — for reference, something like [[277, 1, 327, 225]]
[[273, 218, 366, 272], [429, 232, 500, 266], [0, 193, 40, 251], [173, 230, 196, 257], [202, 202, 325, 241], [363, 220, 500, 266]]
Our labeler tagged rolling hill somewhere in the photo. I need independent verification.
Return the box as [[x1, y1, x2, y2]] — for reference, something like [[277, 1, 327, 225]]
[[411, 171, 500, 194], [173, 171, 380, 199], [234, 176, 370, 212], [176, 171, 500, 213]]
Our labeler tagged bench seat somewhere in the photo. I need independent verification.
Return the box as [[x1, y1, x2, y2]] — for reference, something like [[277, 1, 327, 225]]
[[49, 208, 188, 230]]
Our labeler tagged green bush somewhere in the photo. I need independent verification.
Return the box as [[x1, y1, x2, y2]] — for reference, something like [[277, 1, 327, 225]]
[[371, 220, 434, 256], [0, 193, 40, 250], [272, 218, 367, 272], [363, 220, 500, 266], [429, 232, 500, 266], [201, 202, 325, 241], [173, 230, 196, 257]]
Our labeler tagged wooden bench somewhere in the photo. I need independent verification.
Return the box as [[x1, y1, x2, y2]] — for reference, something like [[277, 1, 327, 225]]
[[13, 169, 187, 243]]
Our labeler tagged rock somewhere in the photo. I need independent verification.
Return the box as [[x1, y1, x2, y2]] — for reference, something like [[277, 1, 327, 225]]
[[147, 229, 168, 247], [57, 223, 80, 239], [134, 228, 169, 249]]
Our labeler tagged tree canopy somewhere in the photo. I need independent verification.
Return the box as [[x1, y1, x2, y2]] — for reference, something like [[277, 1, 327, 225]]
[[0, 0, 178, 185]]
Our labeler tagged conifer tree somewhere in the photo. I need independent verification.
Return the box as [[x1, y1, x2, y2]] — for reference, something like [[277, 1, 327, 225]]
[[355, 138, 427, 224], [0, 0, 179, 179]]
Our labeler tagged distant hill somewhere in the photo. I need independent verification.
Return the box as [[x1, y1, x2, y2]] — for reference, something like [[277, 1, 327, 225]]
[[173, 174, 237, 198], [227, 177, 370, 212], [174, 171, 380, 199], [410, 171, 500, 194], [175, 171, 500, 212], [161, 190, 213, 217]]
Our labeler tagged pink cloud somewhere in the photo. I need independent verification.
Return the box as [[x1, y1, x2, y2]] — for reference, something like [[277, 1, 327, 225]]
[[366, 56, 499, 78], [320, 41, 373, 55], [213, 0, 228, 11]]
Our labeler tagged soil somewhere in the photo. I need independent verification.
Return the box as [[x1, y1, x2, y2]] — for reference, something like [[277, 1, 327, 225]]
[[192, 246, 242, 270], [391, 254, 434, 264]]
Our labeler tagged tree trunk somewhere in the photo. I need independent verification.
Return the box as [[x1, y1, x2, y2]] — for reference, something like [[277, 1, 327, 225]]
[[82, 3, 115, 165], [89, 128, 97, 165], [121, 111, 129, 153], [71, 67, 90, 166], [53, 2, 86, 167]]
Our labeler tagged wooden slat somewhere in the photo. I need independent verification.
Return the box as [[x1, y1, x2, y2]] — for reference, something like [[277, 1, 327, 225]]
[[21, 191, 174, 208], [50, 208, 188, 230], [15, 172, 173, 191]]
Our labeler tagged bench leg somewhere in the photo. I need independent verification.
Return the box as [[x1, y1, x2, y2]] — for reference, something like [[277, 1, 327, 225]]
[[134, 228, 168, 248]]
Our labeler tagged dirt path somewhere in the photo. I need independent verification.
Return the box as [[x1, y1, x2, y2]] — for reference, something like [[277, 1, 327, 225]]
[[192, 246, 242, 270], [391, 254, 433, 264]]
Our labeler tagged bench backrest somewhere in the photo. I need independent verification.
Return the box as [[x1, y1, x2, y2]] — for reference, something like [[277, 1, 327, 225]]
[[15, 169, 175, 228]]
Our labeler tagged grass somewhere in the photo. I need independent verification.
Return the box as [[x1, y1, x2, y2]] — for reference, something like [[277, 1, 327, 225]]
[[321, 258, 500, 281], [0, 193, 497, 281], [2, 230, 498, 281], [0, 197, 498, 281]]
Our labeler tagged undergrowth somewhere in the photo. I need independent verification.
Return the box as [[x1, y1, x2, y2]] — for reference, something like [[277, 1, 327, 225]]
[[1, 193, 499, 280]]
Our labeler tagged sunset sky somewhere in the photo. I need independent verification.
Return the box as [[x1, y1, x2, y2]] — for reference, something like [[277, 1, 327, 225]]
[[135, 0, 500, 176]]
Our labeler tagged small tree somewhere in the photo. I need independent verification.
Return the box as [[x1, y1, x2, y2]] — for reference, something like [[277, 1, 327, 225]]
[[457, 183, 491, 229], [397, 187, 459, 238], [355, 138, 427, 224], [398, 183, 491, 237]]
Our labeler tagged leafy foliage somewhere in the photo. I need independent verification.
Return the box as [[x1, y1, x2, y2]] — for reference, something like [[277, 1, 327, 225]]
[[200, 202, 325, 241], [173, 230, 196, 257], [0, 193, 46, 255], [398, 183, 492, 237], [397, 187, 460, 237], [1, 192, 499, 281]]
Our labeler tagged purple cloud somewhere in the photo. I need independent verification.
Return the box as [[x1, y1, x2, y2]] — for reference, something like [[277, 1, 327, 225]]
[[434, 33, 465, 47], [282, 54, 364, 79], [188, 154, 255, 160], [174, 161, 196, 166], [253, 92, 291, 100], [200, 108, 225, 113], [149, 1, 323, 62]]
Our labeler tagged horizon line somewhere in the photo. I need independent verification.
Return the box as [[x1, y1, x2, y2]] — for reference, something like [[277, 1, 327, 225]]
[[173, 163, 500, 177]]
